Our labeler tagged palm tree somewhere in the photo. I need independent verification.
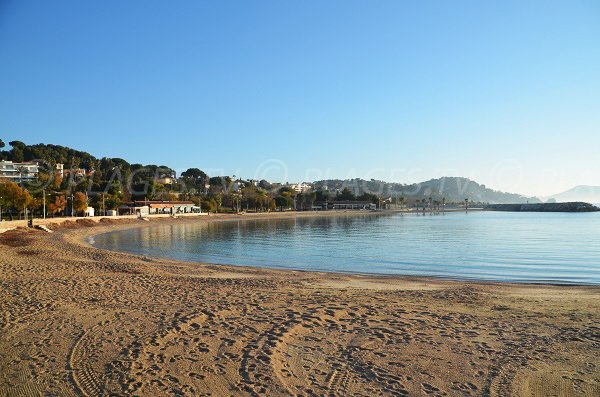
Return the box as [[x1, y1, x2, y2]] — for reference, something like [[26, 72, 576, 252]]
[[17, 166, 28, 183]]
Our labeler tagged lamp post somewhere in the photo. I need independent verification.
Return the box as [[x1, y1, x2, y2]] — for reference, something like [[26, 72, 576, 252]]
[[42, 189, 46, 219], [0, 195, 3, 222]]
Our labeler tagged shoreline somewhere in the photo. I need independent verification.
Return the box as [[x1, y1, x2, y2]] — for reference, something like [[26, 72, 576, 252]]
[[71, 211, 463, 290], [1, 212, 599, 396], [6, 208, 600, 292], [0, 207, 485, 234]]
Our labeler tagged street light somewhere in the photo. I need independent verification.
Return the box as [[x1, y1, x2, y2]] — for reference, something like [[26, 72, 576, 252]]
[[0, 195, 3, 222], [70, 194, 74, 217], [42, 189, 47, 219]]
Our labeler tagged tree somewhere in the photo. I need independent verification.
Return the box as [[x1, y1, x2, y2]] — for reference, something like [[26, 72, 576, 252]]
[[29, 195, 44, 213], [278, 186, 295, 195], [241, 186, 258, 211], [315, 190, 331, 203], [17, 166, 28, 182], [357, 192, 378, 204], [258, 179, 272, 191], [0, 139, 5, 149], [201, 198, 218, 213], [209, 176, 223, 187], [181, 168, 207, 182], [15, 187, 32, 217], [49, 196, 67, 216], [275, 195, 292, 210], [0, 182, 32, 219], [104, 194, 122, 210], [73, 192, 88, 215], [8, 141, 25, 162], [296, 192, 316, 210], [255, 191, 269, 212], [8, 140, 25, 149], [181, 168, 208, 193], [337, 187, 355, 201]]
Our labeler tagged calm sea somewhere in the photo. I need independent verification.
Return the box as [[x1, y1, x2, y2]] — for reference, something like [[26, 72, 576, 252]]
[[89, 211, 600, 284]]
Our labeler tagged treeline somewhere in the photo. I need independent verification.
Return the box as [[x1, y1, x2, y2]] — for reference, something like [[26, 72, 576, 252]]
[[0, 139, 510, 220], [0, 140, 184, 218], [0, 140, 376, 219]]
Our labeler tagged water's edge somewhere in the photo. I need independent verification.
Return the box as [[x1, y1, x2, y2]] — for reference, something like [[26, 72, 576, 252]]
[[89, 212, 600, 285]]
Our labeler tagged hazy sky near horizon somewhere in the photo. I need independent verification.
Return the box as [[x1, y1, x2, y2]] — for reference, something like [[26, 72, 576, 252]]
[[1, 0, 599, 197]]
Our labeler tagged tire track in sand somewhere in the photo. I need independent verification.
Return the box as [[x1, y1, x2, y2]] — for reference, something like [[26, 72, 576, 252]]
[[67, 322, 108, 397]]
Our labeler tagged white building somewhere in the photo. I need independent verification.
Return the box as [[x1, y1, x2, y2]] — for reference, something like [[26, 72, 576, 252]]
[[55, 163, 64, 178], [290, 182, 312, 193], [0, 161, 40, 182], [233, 181, 243, 192], [156, 176, 175, 185]]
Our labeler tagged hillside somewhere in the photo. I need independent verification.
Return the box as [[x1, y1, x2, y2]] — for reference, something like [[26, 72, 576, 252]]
[[0, 140, 174, 174], [547, 185, 600, 204], [2, 140, 540, 204], [313, 177, 540, 204], [0, 140, 177, 203]]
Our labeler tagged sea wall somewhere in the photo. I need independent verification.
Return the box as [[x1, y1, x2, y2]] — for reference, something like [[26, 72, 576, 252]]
[[485, 202, 599, 212]]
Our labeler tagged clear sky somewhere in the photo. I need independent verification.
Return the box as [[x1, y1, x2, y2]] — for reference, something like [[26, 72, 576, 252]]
[[1, 0, 599, 197]]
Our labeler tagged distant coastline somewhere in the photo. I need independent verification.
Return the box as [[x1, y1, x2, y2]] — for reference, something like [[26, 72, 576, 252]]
[[485, 202, 599, 212]]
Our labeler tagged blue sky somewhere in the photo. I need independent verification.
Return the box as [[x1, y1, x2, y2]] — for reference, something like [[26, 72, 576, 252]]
[[1, 0, 599, 196]]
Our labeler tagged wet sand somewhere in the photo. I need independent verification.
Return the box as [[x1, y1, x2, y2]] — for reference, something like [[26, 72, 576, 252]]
[[0, 213, 599, 396]]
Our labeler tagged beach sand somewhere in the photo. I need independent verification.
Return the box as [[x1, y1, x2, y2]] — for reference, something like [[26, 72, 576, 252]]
[[0, 213, 598, 396]]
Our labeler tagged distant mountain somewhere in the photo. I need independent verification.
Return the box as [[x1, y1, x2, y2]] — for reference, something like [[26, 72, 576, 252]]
[[547, 186, 600, 204], [313, 177, 540, 204]]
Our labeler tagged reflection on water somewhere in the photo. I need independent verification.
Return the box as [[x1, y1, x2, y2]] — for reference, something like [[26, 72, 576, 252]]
[[91, 212, 600, 284]]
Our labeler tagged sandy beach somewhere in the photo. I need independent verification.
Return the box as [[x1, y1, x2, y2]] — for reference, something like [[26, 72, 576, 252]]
[[0, 213, 599, 397]]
